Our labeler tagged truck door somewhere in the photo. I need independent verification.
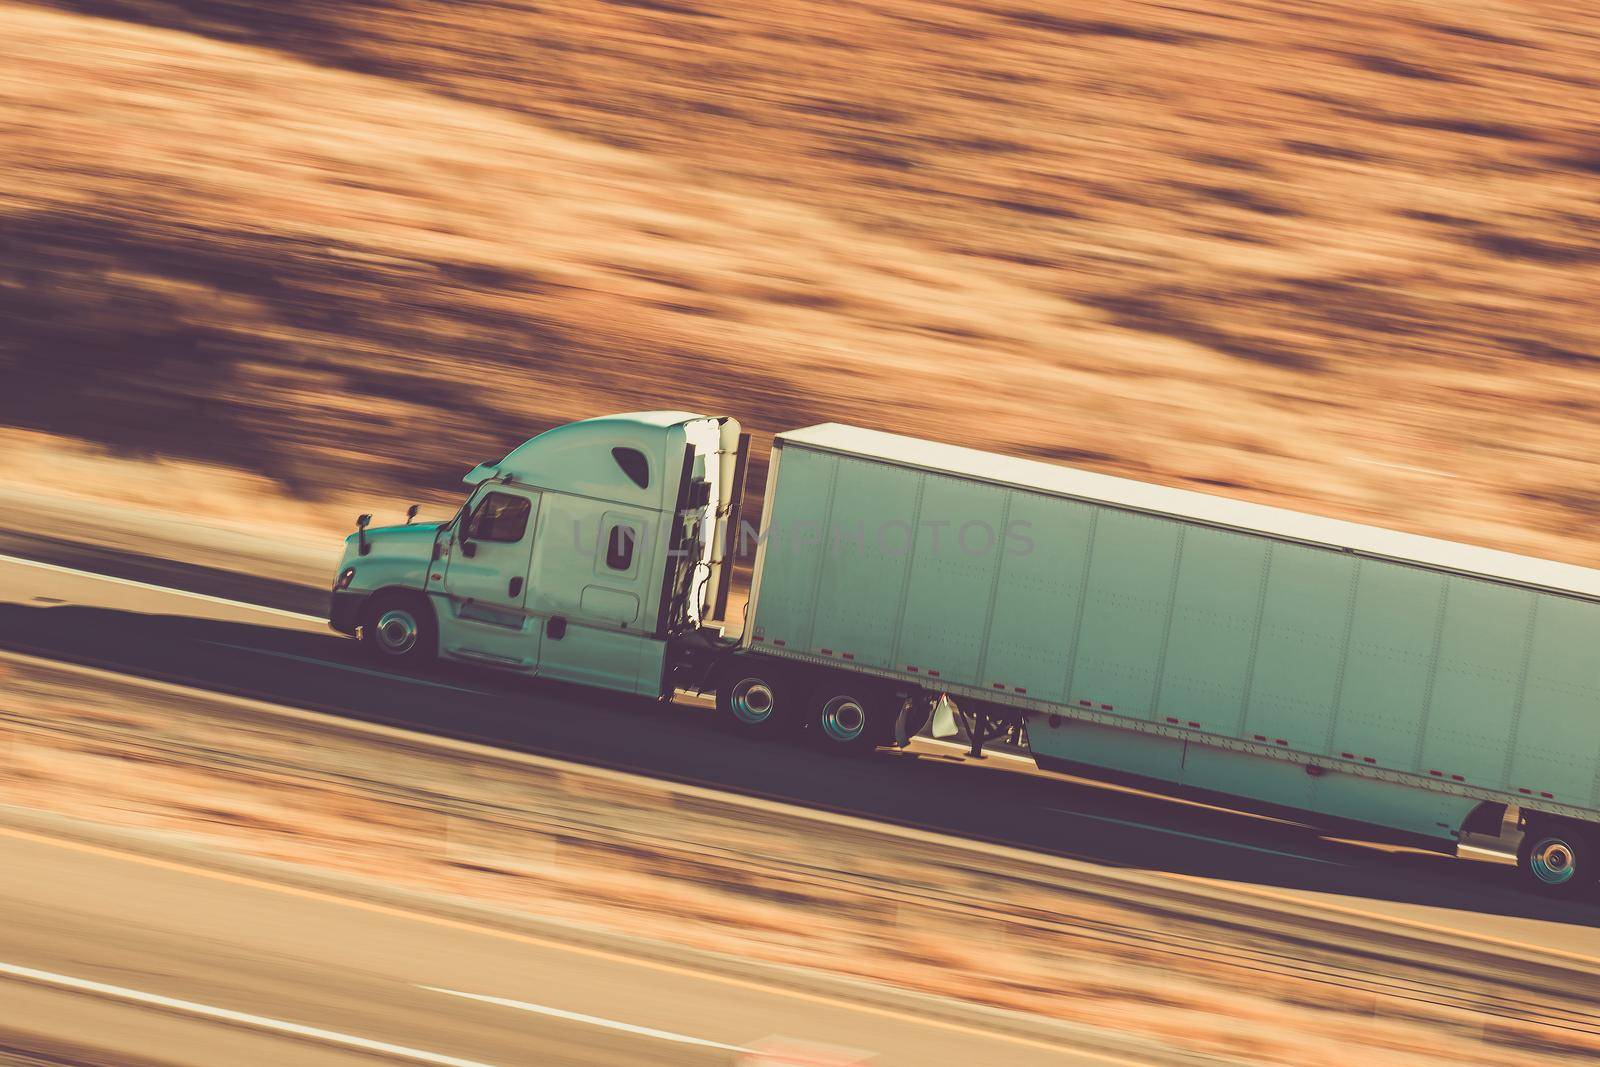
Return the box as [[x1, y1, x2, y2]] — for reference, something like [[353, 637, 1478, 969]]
[[438, 486, 542, 669], [526, 494, 666, 695]]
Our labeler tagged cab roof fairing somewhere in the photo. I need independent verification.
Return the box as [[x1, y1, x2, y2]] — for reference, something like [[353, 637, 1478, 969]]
[[462, 411, 715, 511]]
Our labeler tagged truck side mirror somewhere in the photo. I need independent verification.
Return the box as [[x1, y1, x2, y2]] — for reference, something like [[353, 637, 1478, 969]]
[[405, 504, 420, 525], [356, 514, 372, 556]]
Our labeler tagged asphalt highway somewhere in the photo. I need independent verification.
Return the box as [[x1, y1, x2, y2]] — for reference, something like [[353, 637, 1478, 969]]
[[0, 823, 1087, 1066], [1, 548, 1598, 966]]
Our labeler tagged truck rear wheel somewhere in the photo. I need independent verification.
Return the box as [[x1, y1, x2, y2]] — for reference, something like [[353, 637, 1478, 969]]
[[1517, 819, 1596, 896], [806, 678, 894, 755], [715, 662, 797, 737], [361, 590, 437, 667]]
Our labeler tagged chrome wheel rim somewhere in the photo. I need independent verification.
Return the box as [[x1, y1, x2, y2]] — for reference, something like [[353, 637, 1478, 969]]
[[1530, 837, 1577, 885], [374, 608, 419, 656], [820, 695, 867, 743], [730, 678, 776, 724]]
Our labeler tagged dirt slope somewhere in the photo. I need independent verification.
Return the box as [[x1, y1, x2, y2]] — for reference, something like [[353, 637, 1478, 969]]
[[1, 0, 1597, 561]]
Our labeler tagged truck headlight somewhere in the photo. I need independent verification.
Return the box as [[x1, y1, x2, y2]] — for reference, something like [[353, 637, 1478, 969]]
[[335, 567, 356, 590]]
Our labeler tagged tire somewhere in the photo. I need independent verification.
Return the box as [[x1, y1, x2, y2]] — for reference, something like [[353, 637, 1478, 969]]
[[361, 590, 437, 667], [806, 676, 896, 755], [1516, 820, 1596, 897], [715, 660, 797, 737]]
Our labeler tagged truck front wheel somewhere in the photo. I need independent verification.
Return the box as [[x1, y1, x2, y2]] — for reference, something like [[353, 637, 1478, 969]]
[[361, 591, 437, 667], [715, 663, 796, 737], [1517, 819, 1596, 896]]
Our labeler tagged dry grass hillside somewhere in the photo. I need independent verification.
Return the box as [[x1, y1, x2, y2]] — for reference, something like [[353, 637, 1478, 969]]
[[2, 0, 1597, 562]]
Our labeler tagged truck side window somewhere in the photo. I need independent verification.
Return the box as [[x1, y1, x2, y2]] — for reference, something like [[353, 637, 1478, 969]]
[[605, 524, 636, 571], [612, 447, 650, 490], [470, 492, 531, 543]]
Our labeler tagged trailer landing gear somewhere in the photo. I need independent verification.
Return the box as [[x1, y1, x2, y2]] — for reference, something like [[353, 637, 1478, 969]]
[[938, 699, 1024, 760]]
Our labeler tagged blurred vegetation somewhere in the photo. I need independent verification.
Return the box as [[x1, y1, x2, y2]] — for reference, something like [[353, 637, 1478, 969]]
[[2, 0, 1597, 558]]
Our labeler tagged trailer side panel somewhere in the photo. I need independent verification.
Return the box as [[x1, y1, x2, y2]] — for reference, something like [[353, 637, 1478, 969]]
[[750, 429, 1600, 838]]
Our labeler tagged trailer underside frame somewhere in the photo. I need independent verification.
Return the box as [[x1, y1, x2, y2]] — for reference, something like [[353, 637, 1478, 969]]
[[743, 645, 1600, 827]]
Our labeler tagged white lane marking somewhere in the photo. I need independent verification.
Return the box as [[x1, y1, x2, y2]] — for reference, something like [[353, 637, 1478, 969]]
[[202, 641, 493, 696], [1349, 457, 1457, 479], [1047, 809, 1348, 866], [0, 553, 325, 624], [0, 960, 504, 1067], [422, 985, 749, 1053]]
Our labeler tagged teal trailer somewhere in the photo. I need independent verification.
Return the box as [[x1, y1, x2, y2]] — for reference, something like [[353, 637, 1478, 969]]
[[733, 423, 1600, 895]]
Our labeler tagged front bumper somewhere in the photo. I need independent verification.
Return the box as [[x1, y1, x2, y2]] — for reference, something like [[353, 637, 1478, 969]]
[[330, 590, 366, 636]]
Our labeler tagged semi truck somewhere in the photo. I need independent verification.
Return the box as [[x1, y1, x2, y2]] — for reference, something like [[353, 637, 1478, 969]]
[[329, 410, 1600, 895]]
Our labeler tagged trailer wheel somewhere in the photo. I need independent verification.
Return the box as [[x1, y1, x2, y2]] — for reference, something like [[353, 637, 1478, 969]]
[[806, 678, 893, 755], [715, 662, 796, 737], [361, 590, 437, 667], [1517, 820, 1596, 896]]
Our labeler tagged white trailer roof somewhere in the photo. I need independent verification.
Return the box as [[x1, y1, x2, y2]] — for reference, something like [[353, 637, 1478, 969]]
[[777, 423, 1600, 602]]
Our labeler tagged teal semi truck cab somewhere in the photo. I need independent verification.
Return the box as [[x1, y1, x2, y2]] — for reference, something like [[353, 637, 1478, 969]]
[[330, 411, 747, 696]]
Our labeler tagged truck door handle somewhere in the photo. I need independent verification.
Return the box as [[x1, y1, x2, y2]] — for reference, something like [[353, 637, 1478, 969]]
[[546, 616, 567, 640], [508, 576, 523, 597]]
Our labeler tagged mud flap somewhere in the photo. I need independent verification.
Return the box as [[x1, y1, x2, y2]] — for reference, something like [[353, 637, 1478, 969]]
[[928, 695, 962, 741]]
